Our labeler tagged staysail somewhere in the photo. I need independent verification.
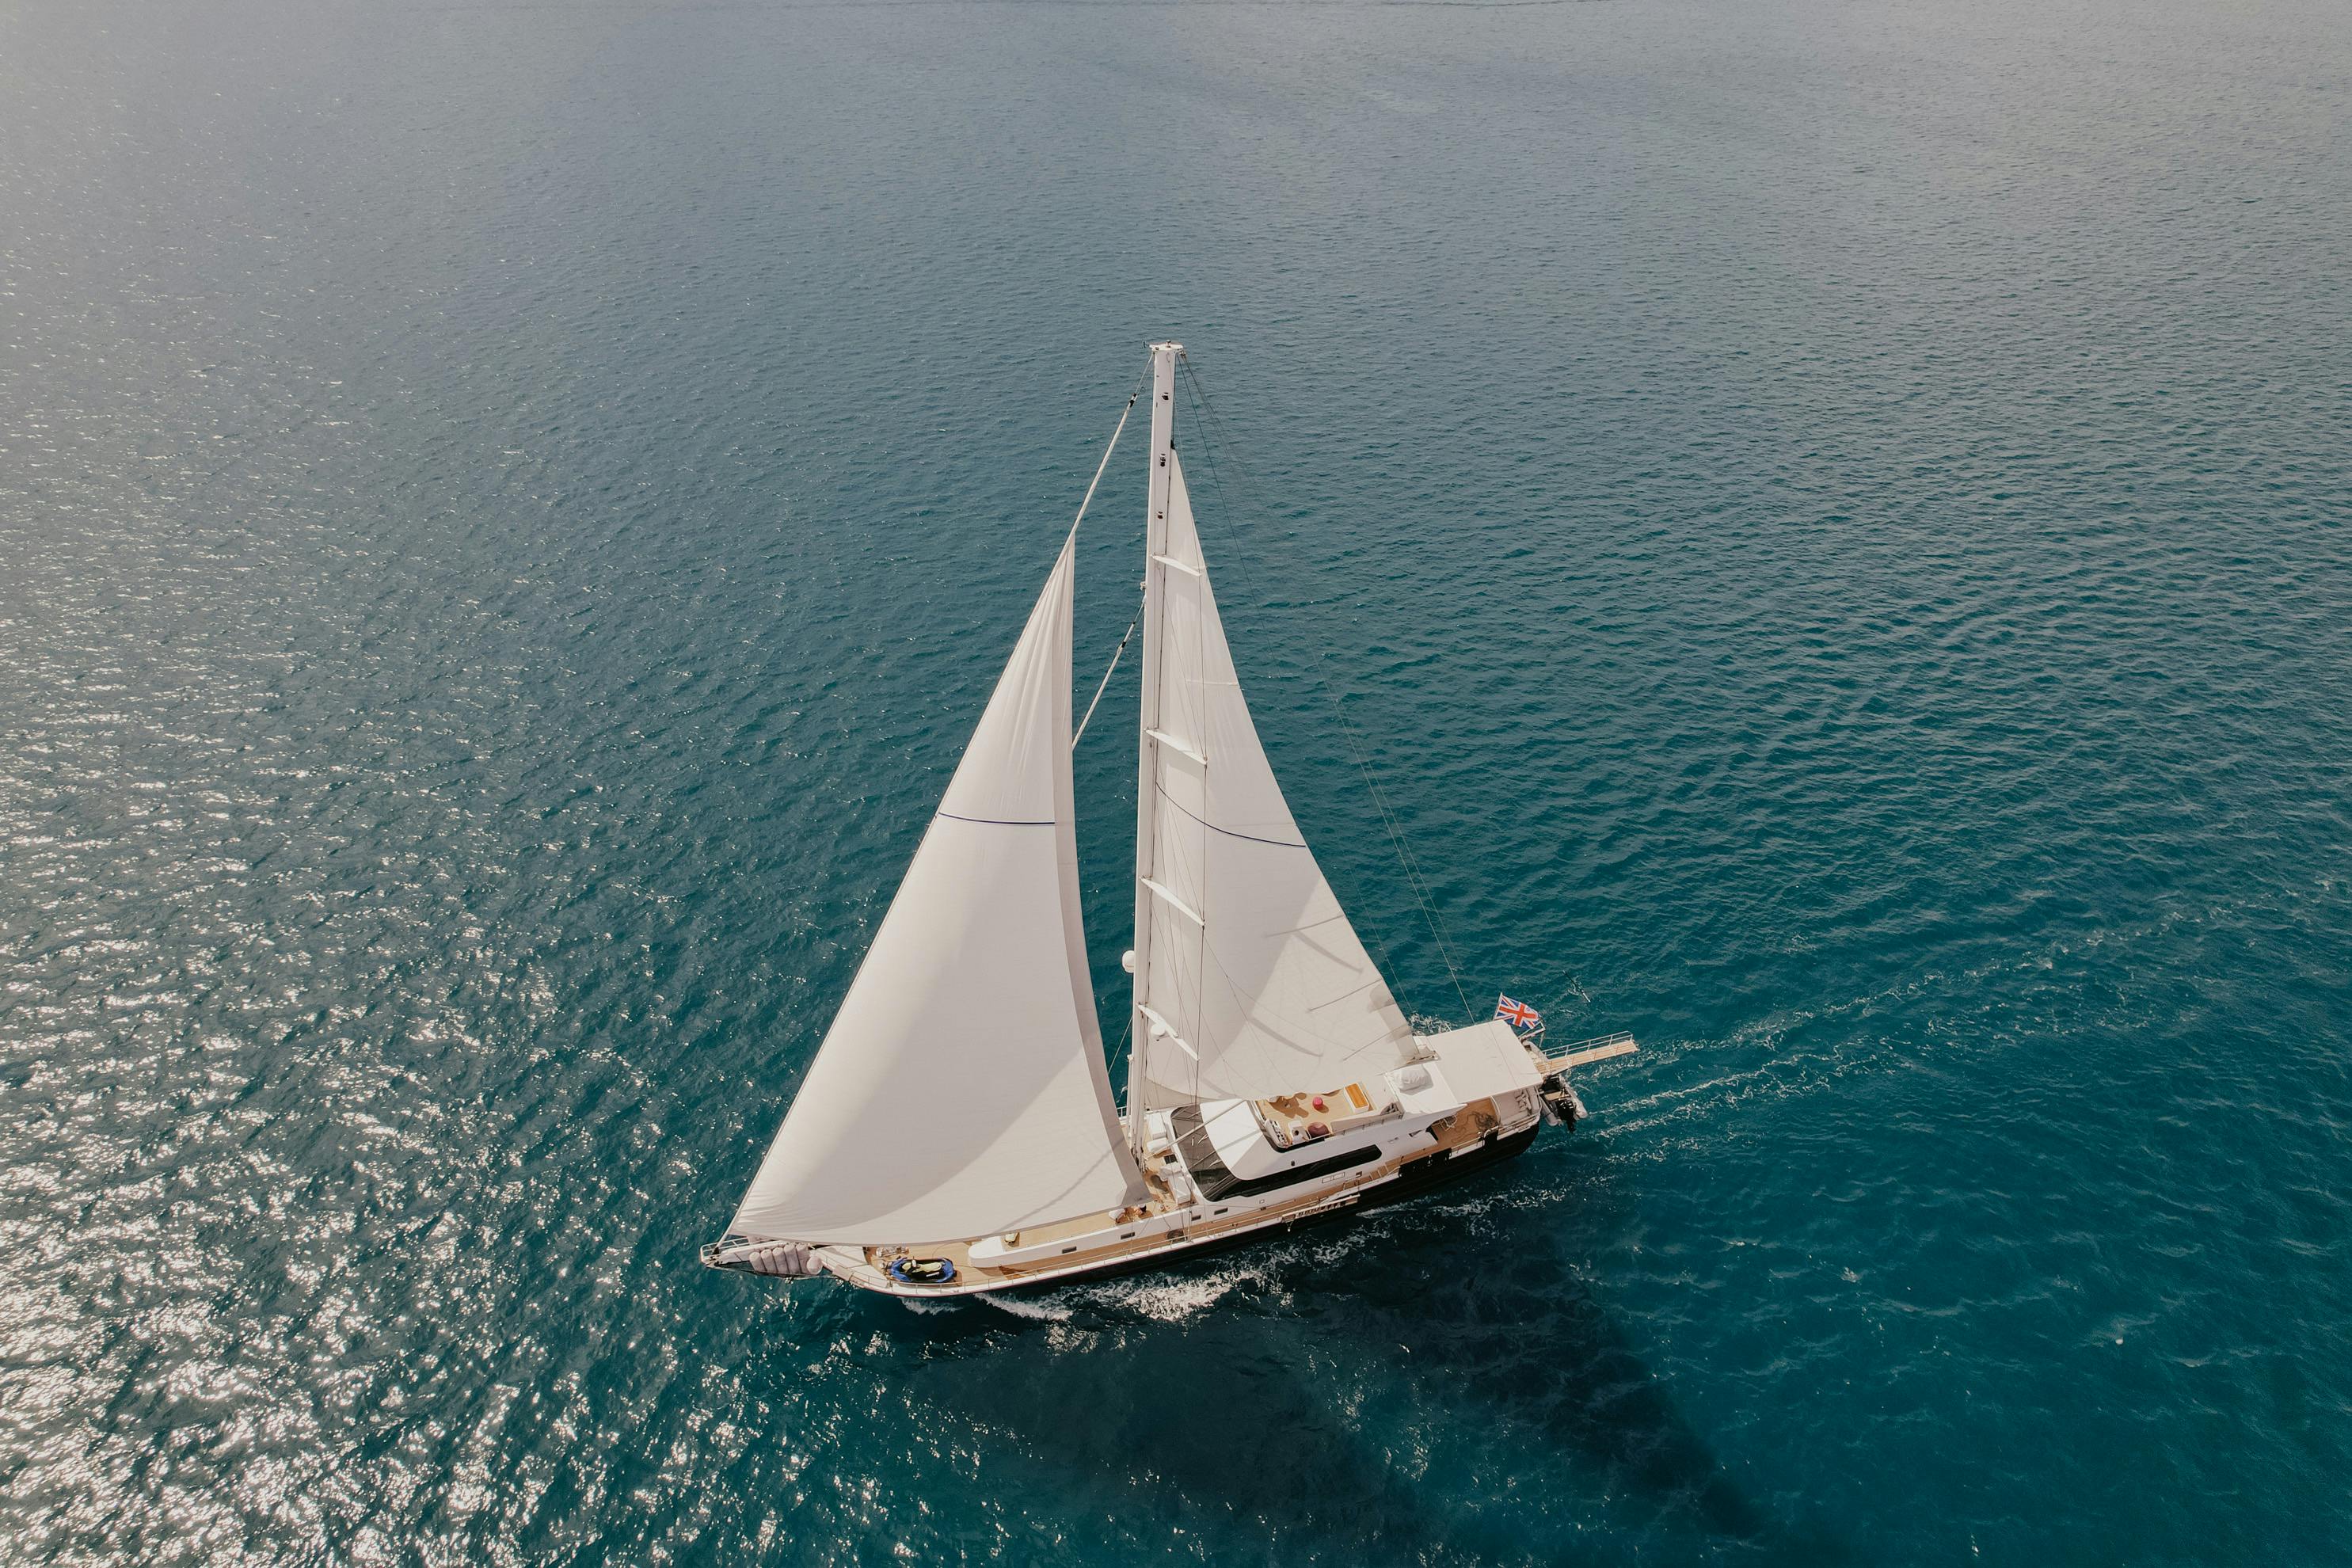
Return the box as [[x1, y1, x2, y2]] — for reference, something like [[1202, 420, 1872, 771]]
[[1128, 397, 1418, 1110], [731, 534, 1145, 1246]]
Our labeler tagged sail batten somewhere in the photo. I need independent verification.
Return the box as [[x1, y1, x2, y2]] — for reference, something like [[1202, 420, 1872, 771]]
[[729, 534, 1144, 1247], [1128, 360, 1418, 1112]]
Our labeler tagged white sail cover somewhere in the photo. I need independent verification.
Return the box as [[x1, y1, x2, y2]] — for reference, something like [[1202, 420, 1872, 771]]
[[732, 536, 1144, 1246], [1132, 454, 1418, 1108]]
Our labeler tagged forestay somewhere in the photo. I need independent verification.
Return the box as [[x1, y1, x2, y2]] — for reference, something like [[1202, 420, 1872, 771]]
[[731, 535, 1145, 1246], [1130, 450, 1418, 1109]]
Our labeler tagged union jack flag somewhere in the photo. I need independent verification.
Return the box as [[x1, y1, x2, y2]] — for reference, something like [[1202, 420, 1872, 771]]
[[1494, 994, 1542, 1033]]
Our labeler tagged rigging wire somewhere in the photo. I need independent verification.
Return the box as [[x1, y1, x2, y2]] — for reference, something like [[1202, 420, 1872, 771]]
[[1072, 592, 1143, 748], [1068, 367, 1149, 750], [1171, 354, 1478, 1022], [1109, 1013, 1134, 1116], [1066, 370, 1147, 543]]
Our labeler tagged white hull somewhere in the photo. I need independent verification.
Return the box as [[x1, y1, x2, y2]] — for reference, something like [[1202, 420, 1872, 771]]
[[706, 1024, 1634, 1300]]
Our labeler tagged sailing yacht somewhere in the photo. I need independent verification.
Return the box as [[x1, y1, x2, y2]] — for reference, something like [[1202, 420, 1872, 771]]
[[703, 343, 1635, 1298]]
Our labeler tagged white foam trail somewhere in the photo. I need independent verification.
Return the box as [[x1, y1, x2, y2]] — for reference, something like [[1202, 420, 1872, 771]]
[[1080, 1265, 1257, 1322], [976, 1291, 1072, 1323]]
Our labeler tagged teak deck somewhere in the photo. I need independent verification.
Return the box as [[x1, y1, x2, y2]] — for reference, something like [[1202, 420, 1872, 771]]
[[856, 1094, 1509, 1293]]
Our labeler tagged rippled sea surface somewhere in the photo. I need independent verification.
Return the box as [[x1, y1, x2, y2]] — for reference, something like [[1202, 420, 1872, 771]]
[[5, 0, 2349, 1562]]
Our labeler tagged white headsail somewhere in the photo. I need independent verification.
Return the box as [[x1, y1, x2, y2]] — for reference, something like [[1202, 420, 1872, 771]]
[[731, 534, 1145, 1246], [1128, 356, 1418, 1110]]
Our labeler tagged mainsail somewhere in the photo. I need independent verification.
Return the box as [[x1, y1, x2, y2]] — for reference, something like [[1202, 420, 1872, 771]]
[[1128, 366, 1418, 1110], [730, 534, 1145, 1246]]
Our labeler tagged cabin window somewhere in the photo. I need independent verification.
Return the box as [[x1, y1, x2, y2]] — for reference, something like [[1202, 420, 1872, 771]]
[[1169, 1106, 1383, 1201]]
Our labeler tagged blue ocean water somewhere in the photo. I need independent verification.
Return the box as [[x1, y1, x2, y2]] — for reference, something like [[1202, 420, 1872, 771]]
[[4, 0, 2349, 1561]]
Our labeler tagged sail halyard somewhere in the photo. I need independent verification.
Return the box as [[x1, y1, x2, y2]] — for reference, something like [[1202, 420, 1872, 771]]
[[1127, 346, 1419, 1115], [729, 529, 1145, 1247]]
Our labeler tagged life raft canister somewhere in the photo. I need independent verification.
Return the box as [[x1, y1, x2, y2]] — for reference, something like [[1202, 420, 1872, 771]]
[[889, 1256, 957, 1285]]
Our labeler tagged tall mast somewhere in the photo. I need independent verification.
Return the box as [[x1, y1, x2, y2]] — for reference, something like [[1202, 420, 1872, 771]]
[[1126, 341, 1181, 1159]]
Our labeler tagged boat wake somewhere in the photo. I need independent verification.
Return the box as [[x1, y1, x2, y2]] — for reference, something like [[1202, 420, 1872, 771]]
[[976, 1291, 1074, 1323], [1076, 1266, 1258, 1322], [1597, 929, 2136, 1147]]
